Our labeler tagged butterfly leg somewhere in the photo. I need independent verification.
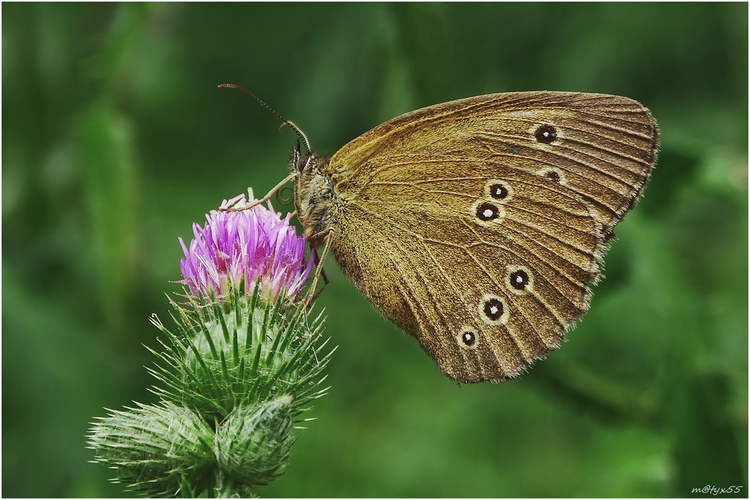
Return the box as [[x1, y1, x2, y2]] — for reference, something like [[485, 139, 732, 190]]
[[302, 229, 334, 309], [307, 246, 331, 300], [221, 172, 298, 211]]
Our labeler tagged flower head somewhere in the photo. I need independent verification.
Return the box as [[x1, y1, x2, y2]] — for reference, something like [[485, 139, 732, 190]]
[[178, 190, 312, 301]]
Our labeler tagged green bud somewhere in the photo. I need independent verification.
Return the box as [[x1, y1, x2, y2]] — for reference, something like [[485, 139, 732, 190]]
[[151, 286, 333, 423], [88, 402, 214, 497], [215, 395, 295, 486]]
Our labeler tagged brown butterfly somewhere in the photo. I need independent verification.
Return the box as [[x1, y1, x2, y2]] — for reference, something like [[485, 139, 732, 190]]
[[227, 88, 659, 383]]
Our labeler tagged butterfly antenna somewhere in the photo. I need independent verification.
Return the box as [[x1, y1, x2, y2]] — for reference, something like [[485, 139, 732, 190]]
[[217, 83, 312, 154]]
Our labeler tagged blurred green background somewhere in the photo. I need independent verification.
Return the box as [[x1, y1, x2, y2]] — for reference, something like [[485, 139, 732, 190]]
[[3, 3, 747, 497]]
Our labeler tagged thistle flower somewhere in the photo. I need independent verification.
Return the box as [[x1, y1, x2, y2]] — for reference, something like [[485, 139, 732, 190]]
[[89, 190, 333, 497], [178, 190, 313, 301]]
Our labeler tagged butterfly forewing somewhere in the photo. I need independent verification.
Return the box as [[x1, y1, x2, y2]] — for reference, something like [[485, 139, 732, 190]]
[[329, 92, 658, 235]]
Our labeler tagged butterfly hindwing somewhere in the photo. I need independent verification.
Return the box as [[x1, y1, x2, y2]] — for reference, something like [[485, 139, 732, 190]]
[[328, 156, 605, 382]]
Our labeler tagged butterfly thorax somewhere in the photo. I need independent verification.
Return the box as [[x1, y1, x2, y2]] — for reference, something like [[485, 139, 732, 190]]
[[293, 153, 341, 247]]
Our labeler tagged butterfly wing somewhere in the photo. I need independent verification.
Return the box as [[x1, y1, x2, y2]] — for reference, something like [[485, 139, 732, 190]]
[[324, 92, 658, 383], [326, 92, 659, 237], [328, 156, 605, 382]]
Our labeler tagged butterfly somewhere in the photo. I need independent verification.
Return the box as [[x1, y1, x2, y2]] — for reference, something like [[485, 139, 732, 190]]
[[225, 87, 659, 383]]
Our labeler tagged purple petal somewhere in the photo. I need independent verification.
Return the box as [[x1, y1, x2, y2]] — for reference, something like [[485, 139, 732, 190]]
[[179, 190, 311, 301]]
